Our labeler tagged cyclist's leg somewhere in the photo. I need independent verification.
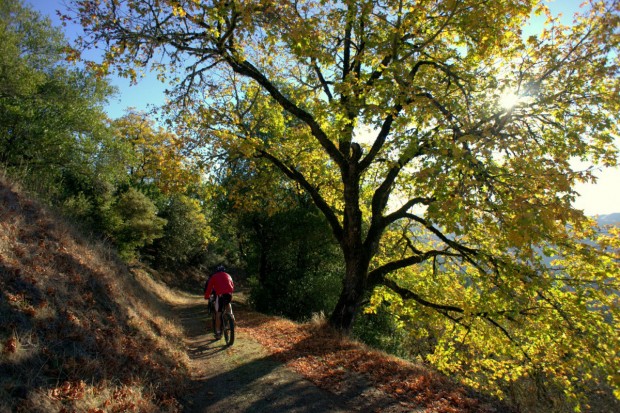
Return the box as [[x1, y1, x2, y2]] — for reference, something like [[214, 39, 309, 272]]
[[214, 295, 222, 336], [221, 294, 232, 313], [215, 311, 222, 333]]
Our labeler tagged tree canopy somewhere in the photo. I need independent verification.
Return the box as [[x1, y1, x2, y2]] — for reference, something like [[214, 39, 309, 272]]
[[68, 0, 619, 405], [0, 0, 113, 183]]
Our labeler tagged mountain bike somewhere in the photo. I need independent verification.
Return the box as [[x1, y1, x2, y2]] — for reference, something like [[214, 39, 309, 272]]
[[207, 296, 235, 346]]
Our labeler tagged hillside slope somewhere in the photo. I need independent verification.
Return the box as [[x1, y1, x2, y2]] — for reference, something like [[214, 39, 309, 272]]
[[0, 175, 189, 412]]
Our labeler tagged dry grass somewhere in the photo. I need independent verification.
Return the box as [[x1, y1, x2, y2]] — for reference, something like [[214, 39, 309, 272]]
[[0, 175, 190, 412]]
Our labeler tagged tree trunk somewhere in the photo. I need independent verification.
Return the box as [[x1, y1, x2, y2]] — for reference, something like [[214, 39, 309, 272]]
[[329, 287, 363, 332], [328, 252, 369, 332], [329, 159, 369, 332]]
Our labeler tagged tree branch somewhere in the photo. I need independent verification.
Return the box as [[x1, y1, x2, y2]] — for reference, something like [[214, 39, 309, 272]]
[[226, 57, 346, 168], [312, 58, 333, 101], [375, 276, 536, 358], [256, 149, 344, 243]]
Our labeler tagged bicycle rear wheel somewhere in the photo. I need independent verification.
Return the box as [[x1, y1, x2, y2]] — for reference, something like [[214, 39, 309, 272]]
[[222, 312, 235, 346]]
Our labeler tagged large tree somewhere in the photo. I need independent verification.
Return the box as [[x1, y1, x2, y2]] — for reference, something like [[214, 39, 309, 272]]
[[68, 0, 619, 399]]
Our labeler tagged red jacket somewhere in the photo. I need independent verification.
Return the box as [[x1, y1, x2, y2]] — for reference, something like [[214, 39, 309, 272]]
[[204, 271, 234, 299]]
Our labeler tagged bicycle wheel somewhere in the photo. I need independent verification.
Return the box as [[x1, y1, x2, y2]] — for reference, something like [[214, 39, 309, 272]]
[[222, 312, 235, 346]]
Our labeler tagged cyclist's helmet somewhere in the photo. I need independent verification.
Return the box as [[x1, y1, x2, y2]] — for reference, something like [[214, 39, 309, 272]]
[[215, 264, 226, 272]]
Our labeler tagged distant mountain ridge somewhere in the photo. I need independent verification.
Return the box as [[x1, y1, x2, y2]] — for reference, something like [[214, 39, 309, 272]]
[[595, 213, 620, 226]]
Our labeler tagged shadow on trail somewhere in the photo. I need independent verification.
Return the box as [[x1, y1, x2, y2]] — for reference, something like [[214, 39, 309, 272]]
[[190, 358, 351, 413], [176, 301, 354, 413], [177, 298, 489, 413], [175, 304, 228, 359], [174, 299, 424, 413], [187, 336, 228, 360]]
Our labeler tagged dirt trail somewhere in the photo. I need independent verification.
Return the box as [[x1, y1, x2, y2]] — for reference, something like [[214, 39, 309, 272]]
[[174, 295, 353, 413]]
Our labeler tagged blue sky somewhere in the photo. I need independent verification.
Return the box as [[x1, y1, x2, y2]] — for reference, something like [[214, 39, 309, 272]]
[[26, 0, 168, 119], [25, 0, 619, 216]]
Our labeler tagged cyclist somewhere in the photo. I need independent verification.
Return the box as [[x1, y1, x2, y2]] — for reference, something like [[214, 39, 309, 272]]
[[204, 264, 234, 340]]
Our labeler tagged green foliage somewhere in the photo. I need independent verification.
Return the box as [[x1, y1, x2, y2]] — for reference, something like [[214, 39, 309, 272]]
[[112, 111, 202, 196], [0, 0, 114, 199], [249, 271, 340, 322], [363, 220, 620, 411], [352, 302, 410, 358], [105, 188, 167, 260], [245, 206, 344, 321], [200, 149, 344, 318], [0, 1, 211, 270], [0, 0, 62, 91], [151, 194, 213, 268]]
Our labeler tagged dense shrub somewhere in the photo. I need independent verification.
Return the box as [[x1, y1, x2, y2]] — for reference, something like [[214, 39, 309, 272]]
[[106, 188, 166, 259], [245, 207, 343, 321], [150, 194, 212, 268]]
